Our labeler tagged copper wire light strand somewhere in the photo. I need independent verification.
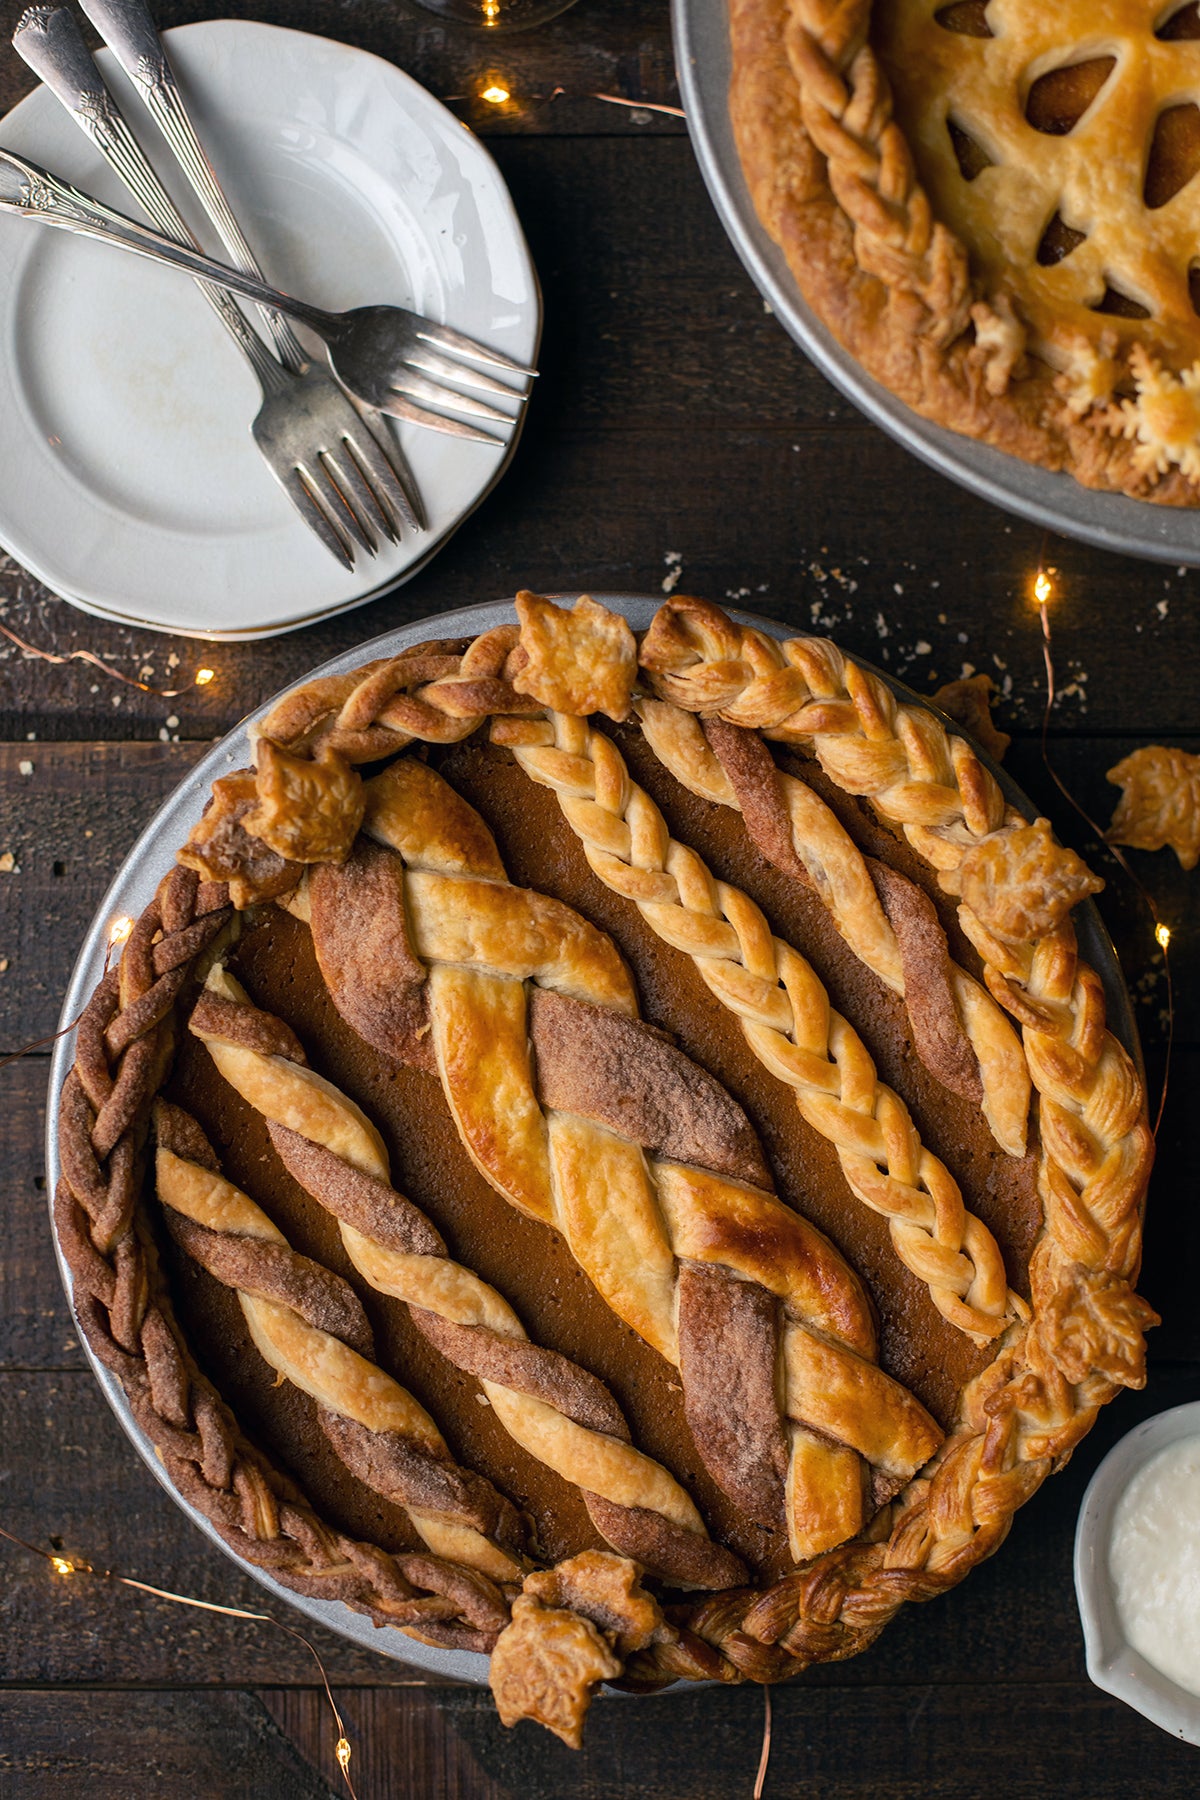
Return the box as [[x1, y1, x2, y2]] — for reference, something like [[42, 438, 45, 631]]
[[752, 1687, 773, 1799], [1033, 549, 1174, 1136], [0, 1523, 359, 1797], [0, 1008, 89, 1075], [592, 92, 686, 117], [0, 920, 133, 1074], [0, 620, 209, 698]]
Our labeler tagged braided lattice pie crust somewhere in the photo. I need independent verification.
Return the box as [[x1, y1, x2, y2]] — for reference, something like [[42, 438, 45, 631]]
[[730, 0, 1200, 502], [53, 593, 1156, 1745]]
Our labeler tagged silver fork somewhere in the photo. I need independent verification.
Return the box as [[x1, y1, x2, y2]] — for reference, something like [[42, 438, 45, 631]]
[[13, 6, 420, 567], [0, 140, 537, 444], [78, 0, 313, 375]]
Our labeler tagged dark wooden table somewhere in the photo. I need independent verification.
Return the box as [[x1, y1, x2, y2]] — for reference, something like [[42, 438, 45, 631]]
[[1, 3, 1198, 1794]]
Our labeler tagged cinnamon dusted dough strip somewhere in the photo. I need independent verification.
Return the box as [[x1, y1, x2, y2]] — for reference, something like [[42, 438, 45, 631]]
[[155, 1116, 524, 1582], [190, 970, 745, 1591]]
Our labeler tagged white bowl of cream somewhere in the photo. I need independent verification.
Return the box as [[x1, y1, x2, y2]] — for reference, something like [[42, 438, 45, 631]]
[[1075, 1400, 1200, 1745]]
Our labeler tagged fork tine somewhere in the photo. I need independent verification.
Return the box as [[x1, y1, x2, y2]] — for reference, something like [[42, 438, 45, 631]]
[[405, 347, 522, 400], [296, 453, 375, 556], [318, 444, 389, 549], [280, 466, 357, 570], [414, 320, 536, 376], [340, 412, 424, 534], [394, 371, 515, 424], [381, 391, 507, 446]]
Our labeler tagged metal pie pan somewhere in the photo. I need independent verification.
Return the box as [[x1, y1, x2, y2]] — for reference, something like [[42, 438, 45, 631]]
[[47, 595, 1140, 1684], [672, 0, 1200, 567]]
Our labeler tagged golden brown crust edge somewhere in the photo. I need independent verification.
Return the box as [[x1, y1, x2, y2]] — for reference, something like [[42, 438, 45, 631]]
[[53, 594, 1158, 1698], [726, 0, 1200, 506]]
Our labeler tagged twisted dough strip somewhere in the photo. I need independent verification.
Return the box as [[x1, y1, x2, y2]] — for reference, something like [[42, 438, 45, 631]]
[[783, 0, 972, 344], [316, 759, 942, 1564], [640, 597, 1025, 871], [155, 1101, 526, 1584], [254, 625, 538, 766], [636, 696, 1031, 1154], [639, 598, 1154, 1356], [188, 968, 744, 1591], [55, 868, 509, 1649], [492, 710, 1019, 1344]]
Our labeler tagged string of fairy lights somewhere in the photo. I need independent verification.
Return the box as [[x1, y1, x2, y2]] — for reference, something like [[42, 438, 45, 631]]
[[0, 619, 214, 698], [455, 75, 684, 117], [0, 1520, 358, 1796]]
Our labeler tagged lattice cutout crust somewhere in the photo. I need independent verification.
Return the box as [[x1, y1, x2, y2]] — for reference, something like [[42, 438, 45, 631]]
[[879, 1, 1200, 371], [729, 0, 1200, 499]]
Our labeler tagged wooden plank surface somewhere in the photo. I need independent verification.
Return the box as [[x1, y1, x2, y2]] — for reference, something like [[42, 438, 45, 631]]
[[0, 1691, 342, 1799], [2, 0, 1198, 1792], [0, 0, 688, 137], [258, 1674, 1200, 1800]]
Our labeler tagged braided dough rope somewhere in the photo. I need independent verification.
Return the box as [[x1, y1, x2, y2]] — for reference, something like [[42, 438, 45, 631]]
[[188, 967, 745, 1591], [638, 599, 1154, 1326], [252, 624, 535, 765], [782, 0, 973, 347], [635, 695, 1031, 1154], [339, 758, 941, 1562], [54, 867, 511, 1649], [491, 710, 1019, 1345], [155, 1101, 526, 1584]]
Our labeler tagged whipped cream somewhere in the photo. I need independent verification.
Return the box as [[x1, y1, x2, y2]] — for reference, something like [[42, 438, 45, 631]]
[[1109, 1435, 1200, 1697]]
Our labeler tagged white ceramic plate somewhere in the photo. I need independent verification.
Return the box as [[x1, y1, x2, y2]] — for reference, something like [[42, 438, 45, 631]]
[[672, 0, 1200, 566], [1076, 1401, 1200, 1744], [0, 21, 539, 639], [47, 594, 1142, 1681]]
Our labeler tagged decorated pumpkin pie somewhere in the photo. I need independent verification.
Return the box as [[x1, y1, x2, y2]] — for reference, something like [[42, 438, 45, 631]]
[[54, 594, 1156, 1745]]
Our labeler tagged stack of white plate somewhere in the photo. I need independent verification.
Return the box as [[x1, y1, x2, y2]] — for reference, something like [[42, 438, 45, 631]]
[[0, 21, 541, 640]]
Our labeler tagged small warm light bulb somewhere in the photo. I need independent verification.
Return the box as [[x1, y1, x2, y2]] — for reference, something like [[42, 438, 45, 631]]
[[1033, 570, 1053, 606], [482, 0, 501, 23], [480, 82, 510, 104], [108, 915, 134, 947], [336, 1737, 352, 1773], [50, 1556, 75, 1577], [1156, 922, 1171, 950], [194, 667, 215, 687]]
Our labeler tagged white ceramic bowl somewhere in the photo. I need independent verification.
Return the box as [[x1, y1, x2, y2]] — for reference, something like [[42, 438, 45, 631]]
[[1075, 1400, 1200, 1745]]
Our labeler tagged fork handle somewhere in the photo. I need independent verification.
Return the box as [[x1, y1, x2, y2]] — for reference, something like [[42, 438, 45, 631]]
[[0, 143, 341, 335], [77, 0, 308, 372], [11, 6, 285, 392]]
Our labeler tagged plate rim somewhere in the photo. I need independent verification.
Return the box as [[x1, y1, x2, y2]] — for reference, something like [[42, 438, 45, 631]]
[[671, 0, 1200, 567], [0, 18, 541, 638], [45, 592, 1141, 1684]]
